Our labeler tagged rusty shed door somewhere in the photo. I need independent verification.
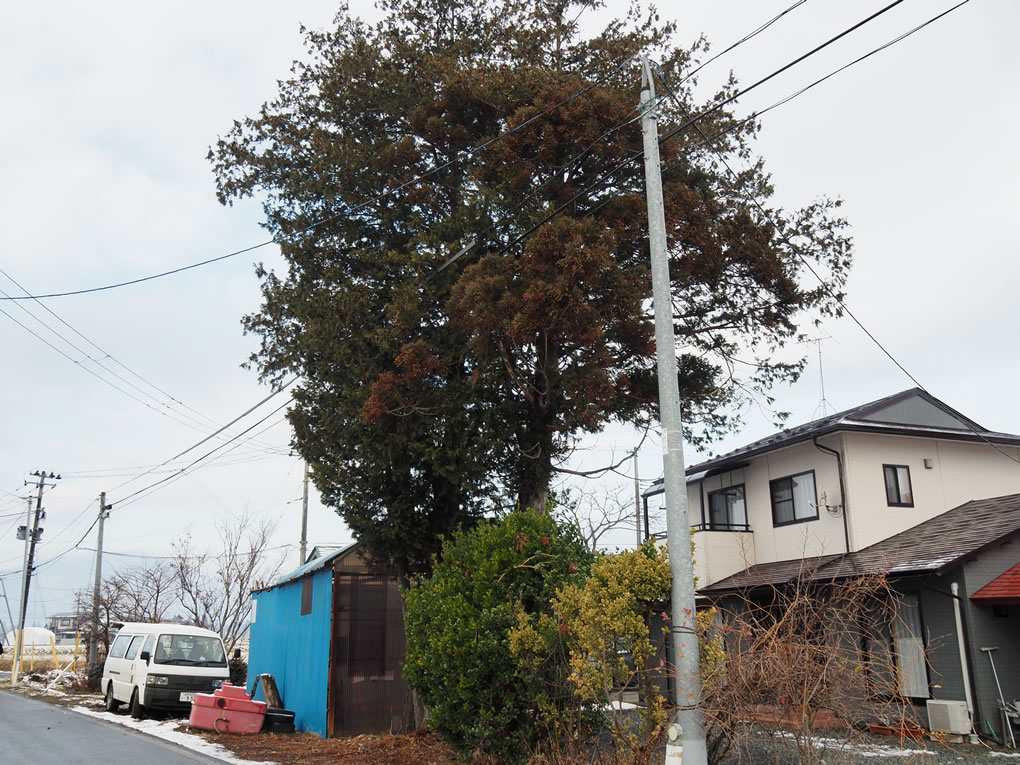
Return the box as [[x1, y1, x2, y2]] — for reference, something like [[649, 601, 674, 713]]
[[330, 573, 409, 736]]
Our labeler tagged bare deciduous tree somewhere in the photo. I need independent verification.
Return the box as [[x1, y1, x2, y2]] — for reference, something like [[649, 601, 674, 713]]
[[702, 572, 928, 764], [172, 513, 284, 652], [553, 485, 642, 552], [73, 560, 178, 655]]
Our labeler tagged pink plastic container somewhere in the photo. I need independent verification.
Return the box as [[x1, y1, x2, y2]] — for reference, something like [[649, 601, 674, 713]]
[[189, 683, 266, 734]]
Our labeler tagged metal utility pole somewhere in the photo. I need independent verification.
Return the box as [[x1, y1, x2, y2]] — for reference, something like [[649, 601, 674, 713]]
[[14, 470, 59, 683], [87, 493, 111, 679], [299, 462, 310, 566], [639, 56, 707, 764], [633, 450, 642, 547], [0, 576, 14, 644]]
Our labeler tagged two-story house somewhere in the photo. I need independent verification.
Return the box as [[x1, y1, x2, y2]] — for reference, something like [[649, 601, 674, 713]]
[[643, 387, 1020, 588], [643, 388, 1020, 742]]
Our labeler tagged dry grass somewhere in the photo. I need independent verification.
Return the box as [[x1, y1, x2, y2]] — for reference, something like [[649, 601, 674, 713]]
[[0, 656, 72, 672]]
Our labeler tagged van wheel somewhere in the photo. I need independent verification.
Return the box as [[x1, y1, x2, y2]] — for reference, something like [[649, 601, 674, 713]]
[[104, 683, 121, 712], [130, 688, 145, 719]]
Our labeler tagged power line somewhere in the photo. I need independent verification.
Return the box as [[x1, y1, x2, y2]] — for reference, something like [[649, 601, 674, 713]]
[[744, 1, 971, 122], [74, 543, 295, 561], [107, 376, 297, 495], [112, 395, 295, 509], [0, 270, 290, 456], [658, 0, 907, 146], [492, 0, 965, 274], [651, 1, 1019, 467], [677, 0, 809, 88], [0, 56, 636, 303]]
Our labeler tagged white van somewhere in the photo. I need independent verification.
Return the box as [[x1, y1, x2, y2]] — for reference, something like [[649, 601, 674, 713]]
[[102, 622, 235, 718]]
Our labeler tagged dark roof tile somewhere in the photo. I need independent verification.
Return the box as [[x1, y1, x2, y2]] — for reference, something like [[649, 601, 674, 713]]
[[700, 493, 1020, 594]]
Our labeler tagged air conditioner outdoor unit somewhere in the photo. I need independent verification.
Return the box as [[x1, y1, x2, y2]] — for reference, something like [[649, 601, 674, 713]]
[[926, 699, 970, 734]]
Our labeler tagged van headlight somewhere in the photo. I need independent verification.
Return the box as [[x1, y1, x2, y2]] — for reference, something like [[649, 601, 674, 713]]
[[146, 675, 169, 686], [212, 679, 224, 689]]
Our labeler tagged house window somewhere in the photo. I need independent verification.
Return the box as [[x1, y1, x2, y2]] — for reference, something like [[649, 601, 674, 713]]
[[883, 465, 913, 507], [301, 577, 313, 616], [893, 593, 929, 698], [707, 485, 747, 530], [770, 471, 818, 526]]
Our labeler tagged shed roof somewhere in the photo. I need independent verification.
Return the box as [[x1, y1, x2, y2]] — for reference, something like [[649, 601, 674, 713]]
[[970, 561, 1020, 604], [256, 542, 360, 593], [700, 493, 1020, 595]]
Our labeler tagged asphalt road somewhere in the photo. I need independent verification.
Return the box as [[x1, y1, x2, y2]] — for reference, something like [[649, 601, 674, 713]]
[[0, 690, 227, 764]]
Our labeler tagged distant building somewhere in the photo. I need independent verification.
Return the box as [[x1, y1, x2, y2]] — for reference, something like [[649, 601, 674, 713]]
[[45, 612, 83, 642]]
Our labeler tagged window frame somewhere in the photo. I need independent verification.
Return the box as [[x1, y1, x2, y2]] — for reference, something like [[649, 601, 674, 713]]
[[769, 470, 819, 527], [109, 634, 131, 659], [883, 464, 914, 507], [126, 635, 146, 660], [706, 484, 748, 531], [301, 577, 314, 616]]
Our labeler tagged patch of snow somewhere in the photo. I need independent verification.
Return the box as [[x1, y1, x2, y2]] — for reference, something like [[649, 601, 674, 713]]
[[772, 730, 935, 759], [605, 700, 638, 710], [72, 707, 279, 765], [773, 730, 1020, 759], [885, 557, 955, 573]]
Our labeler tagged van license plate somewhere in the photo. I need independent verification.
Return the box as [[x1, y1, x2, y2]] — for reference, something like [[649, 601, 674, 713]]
[[180, 692, 195, 702]]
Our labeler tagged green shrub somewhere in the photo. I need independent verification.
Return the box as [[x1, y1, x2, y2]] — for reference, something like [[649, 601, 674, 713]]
[[402, 510, 593, 762], [512, 541, 673, 755]]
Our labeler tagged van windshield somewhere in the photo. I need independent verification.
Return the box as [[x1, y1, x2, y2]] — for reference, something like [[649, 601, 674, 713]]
[[153, 634, 227, 667]]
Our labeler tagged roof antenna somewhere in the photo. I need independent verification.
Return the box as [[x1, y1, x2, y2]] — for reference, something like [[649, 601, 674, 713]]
[[809, 335, 834, 419]]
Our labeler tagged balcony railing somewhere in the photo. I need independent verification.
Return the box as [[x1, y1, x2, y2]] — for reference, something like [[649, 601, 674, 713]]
[[692, 522, 751, 533]]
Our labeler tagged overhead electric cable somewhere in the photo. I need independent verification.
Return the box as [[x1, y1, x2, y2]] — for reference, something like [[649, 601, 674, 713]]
[[112, 396, 294, 509], [677, 0, 809, 88], [107, 376, 298, 494], [658, 0, 907, 145], [650, 0, 1019, 468], [0, 286, 285, 454], [0, 57, 636, 302], [0, 268, 289, 455], [490, 0, 958, 267]]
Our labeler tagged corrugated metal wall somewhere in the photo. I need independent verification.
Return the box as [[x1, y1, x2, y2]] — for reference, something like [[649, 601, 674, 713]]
[[250, 565, 333, 737], [331, 572, 409, 736]]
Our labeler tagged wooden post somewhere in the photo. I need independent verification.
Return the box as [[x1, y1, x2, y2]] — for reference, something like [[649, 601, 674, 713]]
[[260, 673, 283, 708]]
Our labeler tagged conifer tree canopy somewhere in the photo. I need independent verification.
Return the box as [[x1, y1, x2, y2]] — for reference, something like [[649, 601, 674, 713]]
[[210, 0, 852, 579]]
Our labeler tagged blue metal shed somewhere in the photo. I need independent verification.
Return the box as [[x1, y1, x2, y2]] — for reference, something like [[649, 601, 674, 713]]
[[248, 543, 409, 738]]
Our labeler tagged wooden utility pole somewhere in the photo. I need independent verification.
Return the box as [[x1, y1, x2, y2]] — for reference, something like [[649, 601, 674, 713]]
[[87, 493, 111, 680], [639, 57, 707, 764]]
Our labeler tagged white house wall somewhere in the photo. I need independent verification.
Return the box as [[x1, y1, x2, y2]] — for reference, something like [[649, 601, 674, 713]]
[[841, 433, 1020, 550], [689, 440, 848, 586]]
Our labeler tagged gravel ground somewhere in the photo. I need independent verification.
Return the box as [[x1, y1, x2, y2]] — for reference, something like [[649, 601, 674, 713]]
[[718, 726, 1020, 764]]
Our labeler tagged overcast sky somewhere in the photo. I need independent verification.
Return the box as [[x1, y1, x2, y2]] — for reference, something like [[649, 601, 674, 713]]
[[1, 0, 1017, 630]]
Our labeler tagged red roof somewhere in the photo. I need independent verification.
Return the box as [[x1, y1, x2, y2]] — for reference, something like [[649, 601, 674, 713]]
[[971, 562, 1020, 603]]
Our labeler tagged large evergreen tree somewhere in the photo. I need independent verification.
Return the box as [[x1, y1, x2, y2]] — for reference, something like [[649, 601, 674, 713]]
[[210, 0, 852, 578]]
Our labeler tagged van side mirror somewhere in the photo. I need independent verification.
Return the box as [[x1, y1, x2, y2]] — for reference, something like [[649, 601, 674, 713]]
[[233, 648, 241, 660], [140, 650, 150, 663]]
